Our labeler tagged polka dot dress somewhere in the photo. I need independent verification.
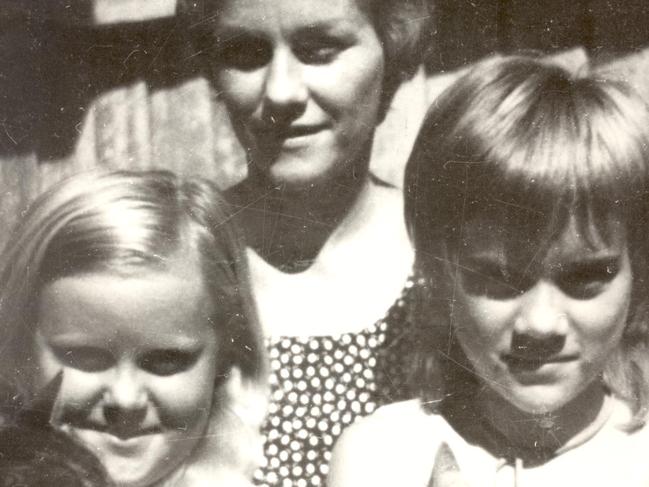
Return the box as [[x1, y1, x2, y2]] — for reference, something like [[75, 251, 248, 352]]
[[253, 276, 419, 487]]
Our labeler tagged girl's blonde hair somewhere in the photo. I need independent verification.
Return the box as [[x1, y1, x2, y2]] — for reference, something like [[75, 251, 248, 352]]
[[0, 169, 266, 412], [404, 55, 649, 428]]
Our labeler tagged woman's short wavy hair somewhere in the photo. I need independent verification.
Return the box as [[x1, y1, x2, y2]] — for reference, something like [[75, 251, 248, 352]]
[[358, 0, 432, 111], [182, 0, 431, 117], [0, 170, 266, 404], [404, 55, 649, 428]]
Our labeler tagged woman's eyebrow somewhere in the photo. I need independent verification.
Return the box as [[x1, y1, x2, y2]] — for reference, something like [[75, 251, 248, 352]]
[[211, 23, 264, 40], [291, 18, 357, 37]]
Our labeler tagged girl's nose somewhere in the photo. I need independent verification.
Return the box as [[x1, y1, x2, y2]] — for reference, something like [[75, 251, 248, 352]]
[[514, 281, 569, 339], [102, 368, 149, 435], [263, 49, 308, 119], [103, 367, 148, 413]]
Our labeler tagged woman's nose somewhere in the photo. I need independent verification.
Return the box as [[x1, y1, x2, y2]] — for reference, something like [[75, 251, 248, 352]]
[[514, 281, 569, 339], [263, 49, 308, 119]]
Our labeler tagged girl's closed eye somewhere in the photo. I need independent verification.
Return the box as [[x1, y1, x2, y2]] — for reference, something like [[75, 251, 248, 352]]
[[52, 345, 114, 372], [555, 258, 620, 299], [138, 349, 202, 376]]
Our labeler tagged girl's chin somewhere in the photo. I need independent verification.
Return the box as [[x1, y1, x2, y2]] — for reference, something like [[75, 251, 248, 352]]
[[494, 378, 605, 420], [70, 427, 180, 487], [490, 383, 576, 416]]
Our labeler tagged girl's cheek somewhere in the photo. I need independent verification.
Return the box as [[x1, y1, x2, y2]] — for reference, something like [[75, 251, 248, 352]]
[[31, 340, 63, 390], [154, 363, 218, 422], [457, 296, 513, 341], [32, 340, 100, 406], [61, 369, 104, 399]]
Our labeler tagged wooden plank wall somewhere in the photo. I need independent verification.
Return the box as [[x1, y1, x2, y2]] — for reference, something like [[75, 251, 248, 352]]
[[1, 1, 649, 251]]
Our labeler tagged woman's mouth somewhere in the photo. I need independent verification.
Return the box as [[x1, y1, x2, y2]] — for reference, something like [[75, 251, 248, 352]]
[[253, 123, 328, 144], [281, 125, 326, 138]]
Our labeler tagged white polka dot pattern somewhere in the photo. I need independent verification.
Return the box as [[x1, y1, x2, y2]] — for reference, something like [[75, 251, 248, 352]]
[[253, 277, 419, 487]]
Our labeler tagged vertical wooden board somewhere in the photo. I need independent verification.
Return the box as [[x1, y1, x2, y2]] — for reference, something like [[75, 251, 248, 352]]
[[150, 78, 218, 177], [124, 81, 153, 170], [92, 85, 133, 168], [0, 153, 40, 252], [209, 93, 248, 189], [505, 0, 587, 53], [73, 101, 98, 172], [429, 0, 499, 72]]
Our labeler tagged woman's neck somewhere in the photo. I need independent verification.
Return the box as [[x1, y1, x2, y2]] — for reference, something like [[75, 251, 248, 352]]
[[478, 381, 609, 461], [228, 167, 377, 273]]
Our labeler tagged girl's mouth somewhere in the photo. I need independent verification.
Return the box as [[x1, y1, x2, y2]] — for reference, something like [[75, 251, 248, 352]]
[[502, 353, 578, 371], [67, 420, 162, 441]]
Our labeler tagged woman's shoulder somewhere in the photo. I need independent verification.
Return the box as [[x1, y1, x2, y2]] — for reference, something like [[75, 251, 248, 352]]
[[328, 400, 450, 487]]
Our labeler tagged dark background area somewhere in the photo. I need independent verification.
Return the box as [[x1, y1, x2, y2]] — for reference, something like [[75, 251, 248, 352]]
[[0, 0, 648, 250], [2, 0, 649, 157], [430, 0, 649, 70]]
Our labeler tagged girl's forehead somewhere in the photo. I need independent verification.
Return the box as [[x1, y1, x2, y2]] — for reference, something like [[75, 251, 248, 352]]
[[37, 263, 216, 343]]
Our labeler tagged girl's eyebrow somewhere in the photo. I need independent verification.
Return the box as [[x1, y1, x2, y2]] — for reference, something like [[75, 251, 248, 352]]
[[559, 255, 621, 273], [43, 333, 205, 349], [41, 333, 105, 344]]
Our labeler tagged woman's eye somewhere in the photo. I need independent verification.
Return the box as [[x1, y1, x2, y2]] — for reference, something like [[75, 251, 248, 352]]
[[52, 346, 113, 372], [294, 42, 342, 64], [139, 350, 199, 376], [557, 262, 619, 299], [215, 37, 271, 71]]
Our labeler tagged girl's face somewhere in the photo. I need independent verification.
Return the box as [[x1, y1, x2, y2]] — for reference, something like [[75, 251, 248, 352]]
[[210, 0, 385, 190], [451, 213, 631, 415], [33, 259, 221, 487]]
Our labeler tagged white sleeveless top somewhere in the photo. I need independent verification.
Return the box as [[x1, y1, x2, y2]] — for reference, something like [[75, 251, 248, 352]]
[[329, 398, 649, 487]]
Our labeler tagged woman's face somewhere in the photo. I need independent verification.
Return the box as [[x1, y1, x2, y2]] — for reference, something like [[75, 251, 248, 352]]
[[209, 0, 385, 190], [450, 213, 631, 415], [33, 259, 221, 487]]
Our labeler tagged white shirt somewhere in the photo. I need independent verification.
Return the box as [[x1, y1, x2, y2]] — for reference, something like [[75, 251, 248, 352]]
[[328, 398, 649, 487]]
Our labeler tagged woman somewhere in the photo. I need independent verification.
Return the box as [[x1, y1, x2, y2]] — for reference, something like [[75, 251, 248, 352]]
[[190, 0, 430, 484]]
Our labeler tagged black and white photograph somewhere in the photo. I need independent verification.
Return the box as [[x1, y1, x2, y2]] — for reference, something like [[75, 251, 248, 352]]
[[2, 1, 649, 486]]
